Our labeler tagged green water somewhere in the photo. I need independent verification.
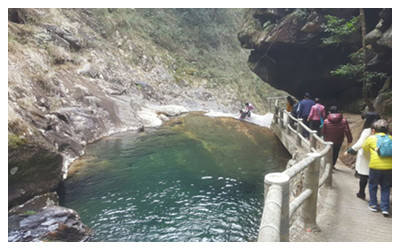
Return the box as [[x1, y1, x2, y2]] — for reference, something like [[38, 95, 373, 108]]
[[60, 113, 290, 242]]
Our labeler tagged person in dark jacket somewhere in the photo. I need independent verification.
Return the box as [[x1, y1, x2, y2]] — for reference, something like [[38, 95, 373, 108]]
[[297, 92, 315, 138], [321, 106, 353, 169]]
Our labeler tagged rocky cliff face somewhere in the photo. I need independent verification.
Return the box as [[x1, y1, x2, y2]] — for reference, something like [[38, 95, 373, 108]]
[[8, 9, 286, 211], [238, 8, 392, 112]]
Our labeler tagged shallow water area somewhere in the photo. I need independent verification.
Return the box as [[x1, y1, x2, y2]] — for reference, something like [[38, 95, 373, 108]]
[[60, 112, 290, 242]]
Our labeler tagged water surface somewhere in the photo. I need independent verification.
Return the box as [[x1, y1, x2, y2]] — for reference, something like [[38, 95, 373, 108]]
[[60, 113, 290, 241]]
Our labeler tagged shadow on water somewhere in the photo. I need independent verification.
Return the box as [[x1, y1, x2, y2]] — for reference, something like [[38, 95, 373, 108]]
[[59, 113, 290, 242]]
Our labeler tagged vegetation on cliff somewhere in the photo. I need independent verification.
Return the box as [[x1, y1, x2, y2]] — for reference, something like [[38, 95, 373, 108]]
[[91, 8, 285, 106]]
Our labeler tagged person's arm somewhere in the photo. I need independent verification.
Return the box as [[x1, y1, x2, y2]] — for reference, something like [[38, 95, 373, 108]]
[[352, 129, 370, 151], [297, 102, 302, 118], [344, 119, 353, 143], [345, 129, 369, 156], [307, 106, 315, 121]]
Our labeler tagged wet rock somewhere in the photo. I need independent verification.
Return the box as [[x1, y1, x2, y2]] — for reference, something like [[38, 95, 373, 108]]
[[8, 205, 91, 242], [9, 192, 59, 216], [158, 114, 169, 122], [138, 125, 145, 132], [151, 104, 189, 117]]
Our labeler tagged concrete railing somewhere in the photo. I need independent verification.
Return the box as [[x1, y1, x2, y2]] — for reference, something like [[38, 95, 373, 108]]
[[258, 97, 333, 242]]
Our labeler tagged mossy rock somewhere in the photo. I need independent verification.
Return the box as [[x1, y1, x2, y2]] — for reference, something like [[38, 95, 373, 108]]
[[8, 139, 63, 208], [8, 133, 27, 150]]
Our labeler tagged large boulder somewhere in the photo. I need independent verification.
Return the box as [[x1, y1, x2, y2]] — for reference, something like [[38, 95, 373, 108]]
[[8, 135, 63, 208], [8, 204, 91, 242]]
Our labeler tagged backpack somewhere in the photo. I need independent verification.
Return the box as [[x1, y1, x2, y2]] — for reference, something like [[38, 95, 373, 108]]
[[291, 102, 299, 117], [375, 135, 392, 157]]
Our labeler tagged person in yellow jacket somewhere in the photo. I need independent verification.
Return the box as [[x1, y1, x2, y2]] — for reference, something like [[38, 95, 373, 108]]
[[286, 96, 295, 112], [362, 119, 392, 217]]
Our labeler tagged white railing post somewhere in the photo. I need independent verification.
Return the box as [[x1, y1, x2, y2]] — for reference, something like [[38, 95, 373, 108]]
[[260, 173, 290, 242], [268, 99, 271, 112], [280, 178, 290, 242], [324, 142, 334, 187], [285, 113, 291, 135], [258, 184, 282, 242], [299, 152, 321, 231], [261, 97, 335, 241], [296, 118, 302, 146], [309, 131, 317, 152], [274, 105, 279, 124]]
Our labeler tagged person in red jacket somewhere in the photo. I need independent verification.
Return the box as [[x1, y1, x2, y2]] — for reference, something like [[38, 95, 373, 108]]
[[321, 106, 353, 169]]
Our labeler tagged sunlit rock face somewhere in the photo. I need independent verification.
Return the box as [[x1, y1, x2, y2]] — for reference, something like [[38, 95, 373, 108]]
[[238, 8, 391, 110]]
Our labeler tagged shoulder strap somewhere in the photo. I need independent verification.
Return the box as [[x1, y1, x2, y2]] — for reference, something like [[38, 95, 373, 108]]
[[316, 105, 322, 118]]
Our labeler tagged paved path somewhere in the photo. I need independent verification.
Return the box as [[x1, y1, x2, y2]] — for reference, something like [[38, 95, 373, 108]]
[[292, 160, 392, 242]]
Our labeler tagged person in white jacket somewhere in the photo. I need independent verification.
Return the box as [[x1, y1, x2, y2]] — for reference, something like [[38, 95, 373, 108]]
[[344, 112, 380, 200]]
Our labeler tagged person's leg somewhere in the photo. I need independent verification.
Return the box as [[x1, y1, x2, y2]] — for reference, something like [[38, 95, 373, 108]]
[[301, 116, 310, 138], [309, 120, 318, 131], [316, 121, 322, 136], [368, 168, 380, 210], [357, 174, 368, 199], [380, 170, 392, 213], [332, 143, 342, 168]]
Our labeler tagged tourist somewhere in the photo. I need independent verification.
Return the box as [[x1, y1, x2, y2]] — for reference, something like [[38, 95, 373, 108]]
[[244, 102, 255, 116], [344, 112, 380, 200], [291, 102, 299, 118], [296, 92, 315, 138], [362, 119, 392, 217], [286, 96, 295, 112], [289, 101, 300, 128], [307, 97, 326, 136], [321, 106, 353, 169], [240, 102, 255, 119]]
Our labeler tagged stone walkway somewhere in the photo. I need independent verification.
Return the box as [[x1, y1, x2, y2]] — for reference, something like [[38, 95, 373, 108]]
[[292, 160, 392, 242]]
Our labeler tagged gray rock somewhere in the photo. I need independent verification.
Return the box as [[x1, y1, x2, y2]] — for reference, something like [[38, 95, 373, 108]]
[[8, 205, 91, 242]]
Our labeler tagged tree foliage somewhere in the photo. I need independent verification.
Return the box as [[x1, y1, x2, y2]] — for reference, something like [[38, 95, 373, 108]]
[[322, 12, 387, 110], [321, 15, 359, 45], [330, 50, 387, 87]]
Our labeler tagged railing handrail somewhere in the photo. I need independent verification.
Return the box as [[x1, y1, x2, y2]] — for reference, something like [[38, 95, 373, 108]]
[[266, 96, 287, 100], [258, 97, 333, 242]]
